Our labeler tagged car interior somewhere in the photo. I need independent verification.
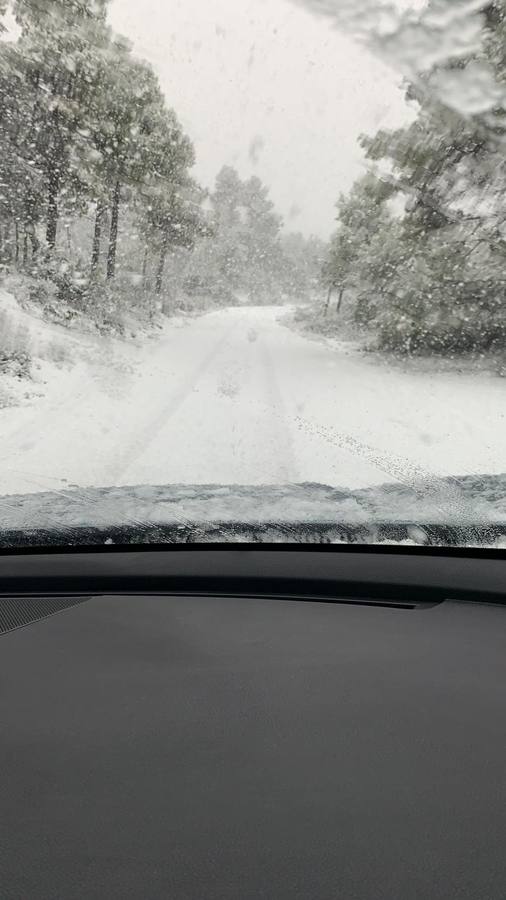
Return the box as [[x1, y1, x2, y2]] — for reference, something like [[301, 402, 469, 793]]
[[1, 0, 505, 897], [1, 544, 505, 899]]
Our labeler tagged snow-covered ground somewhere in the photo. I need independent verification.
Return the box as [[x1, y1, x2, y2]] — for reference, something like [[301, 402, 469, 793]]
[[0, 294, 504, 511]]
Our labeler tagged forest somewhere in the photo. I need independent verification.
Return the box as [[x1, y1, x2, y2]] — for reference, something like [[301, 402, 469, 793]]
[[0, 0, 505, 362], [319, 0, 506, 358], [0, 0, 323, 337]]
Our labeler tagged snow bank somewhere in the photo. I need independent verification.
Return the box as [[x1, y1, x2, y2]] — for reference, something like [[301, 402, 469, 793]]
[[0, 284, 151, 410]]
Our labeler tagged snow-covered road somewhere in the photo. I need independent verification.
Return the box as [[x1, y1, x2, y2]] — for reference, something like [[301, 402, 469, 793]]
[[0, 305, 504, 496]]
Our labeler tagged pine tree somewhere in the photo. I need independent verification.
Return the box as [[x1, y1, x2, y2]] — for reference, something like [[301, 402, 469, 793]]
[[11, 0, 112, 252], [322, 0, 506, 354]]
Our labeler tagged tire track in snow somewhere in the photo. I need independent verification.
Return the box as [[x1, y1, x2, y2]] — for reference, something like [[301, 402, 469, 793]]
[[258, 333, 298, 483], [103, 320, 238, 485], [294, 417, 490, 524]]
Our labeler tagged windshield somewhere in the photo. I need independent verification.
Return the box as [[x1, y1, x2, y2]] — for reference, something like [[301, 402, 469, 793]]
[[0, 0, 504, 549]]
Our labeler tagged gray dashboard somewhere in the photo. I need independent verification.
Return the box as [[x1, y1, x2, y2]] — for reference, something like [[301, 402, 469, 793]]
[[1, 583, 505, 899]]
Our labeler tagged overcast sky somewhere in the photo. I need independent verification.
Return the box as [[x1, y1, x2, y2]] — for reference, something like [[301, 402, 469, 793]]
[[109, 0, 413, 238]]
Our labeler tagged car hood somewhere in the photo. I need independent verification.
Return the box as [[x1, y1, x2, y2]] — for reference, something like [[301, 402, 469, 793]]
[[0, 474, 505, 548]]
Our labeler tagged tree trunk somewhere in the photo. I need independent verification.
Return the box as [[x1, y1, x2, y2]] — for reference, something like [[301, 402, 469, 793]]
[[107, 181, 121, 280], [23, 231, 28, 266], [91, 199, 105, 274], [336, 288, 344, 314], [323, 285, 332, 316], [3, 222, 12, 263], [142, 244, 149, 287], [27, 223, 40, 257], [155, 227, 170, 296], [15, 222, 19, 264], [46, 168, 61, 250]]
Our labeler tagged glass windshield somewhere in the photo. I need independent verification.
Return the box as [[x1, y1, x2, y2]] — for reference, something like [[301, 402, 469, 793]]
[[0, 0, 504, 548]]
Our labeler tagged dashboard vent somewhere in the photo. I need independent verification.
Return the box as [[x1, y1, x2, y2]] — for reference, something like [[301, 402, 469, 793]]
[[0, 594, 92, 636]]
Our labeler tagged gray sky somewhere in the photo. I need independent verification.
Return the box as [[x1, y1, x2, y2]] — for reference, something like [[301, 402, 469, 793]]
[[109, 0, 413, 238]]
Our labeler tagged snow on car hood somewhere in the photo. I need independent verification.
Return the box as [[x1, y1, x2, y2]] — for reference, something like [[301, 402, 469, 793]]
[[0, 475, 505, 548]]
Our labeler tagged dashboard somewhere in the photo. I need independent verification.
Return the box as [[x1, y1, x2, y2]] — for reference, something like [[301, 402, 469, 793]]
[[1, 547, 505, 899]]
